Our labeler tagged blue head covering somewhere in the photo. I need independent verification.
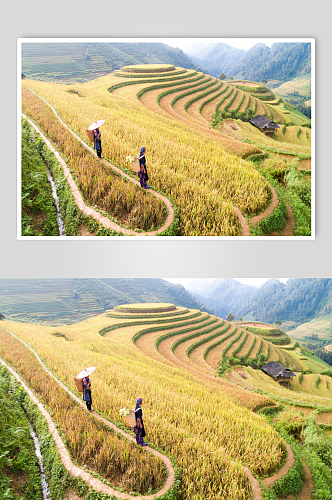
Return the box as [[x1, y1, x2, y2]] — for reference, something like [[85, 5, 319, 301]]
[[140, 147, 146, 154], [135, 397, 142, 409]]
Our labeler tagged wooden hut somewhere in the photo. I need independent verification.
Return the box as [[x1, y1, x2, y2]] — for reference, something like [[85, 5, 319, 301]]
[[0, 313, 5, 321], [249, 115, 280, 136], [21, 73, 26, 79], [261, 361, 296, 386]]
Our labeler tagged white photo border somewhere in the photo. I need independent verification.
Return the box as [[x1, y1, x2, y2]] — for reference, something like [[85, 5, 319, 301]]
[[17, 37, 315, 240]]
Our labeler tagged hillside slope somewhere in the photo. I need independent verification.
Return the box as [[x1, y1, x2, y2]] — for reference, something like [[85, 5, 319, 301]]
[[0, 278, 210, 325], [22, 42, 204, 83], [21, 61, 311, 236], [0, 309, 295, 500]]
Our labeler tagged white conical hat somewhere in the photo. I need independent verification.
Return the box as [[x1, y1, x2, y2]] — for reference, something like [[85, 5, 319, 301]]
[[76, 366, 96, 379], [88, 119, 105, 130]]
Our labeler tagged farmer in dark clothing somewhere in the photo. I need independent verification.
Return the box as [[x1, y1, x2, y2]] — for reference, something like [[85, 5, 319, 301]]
[[137, 147, 150, 189], [94, 128, 102, 158], [82, 376, 92, 411], [134, 397, 147, 446]]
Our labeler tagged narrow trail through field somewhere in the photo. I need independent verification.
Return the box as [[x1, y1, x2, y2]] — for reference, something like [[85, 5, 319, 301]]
[[242, 148, 295, 234], [23, 89, 174, 236], [133, 327, 306, 500], [262, 442, 295, 488], [272, 205, 296, 236], [5, 329, 266, 500], [24, 90, 254, 237], [282, 465, 313, 500], [4, 326, 308, 500], [241, 136, 303, 237], [2, 330, 175, 500]]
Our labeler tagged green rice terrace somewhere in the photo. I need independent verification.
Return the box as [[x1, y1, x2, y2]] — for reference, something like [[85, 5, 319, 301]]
[[22, 62, 311, 237]]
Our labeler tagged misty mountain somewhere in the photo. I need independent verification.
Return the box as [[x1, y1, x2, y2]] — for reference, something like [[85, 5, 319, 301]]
[[228, 42, 311, 82], [237, 278, 332, 324], [187, 42, 246, 78], [190, 278, 257, 318], [183, 42, 311, 83], [184, 278, 332, 326], [172, 278, 216, 295]]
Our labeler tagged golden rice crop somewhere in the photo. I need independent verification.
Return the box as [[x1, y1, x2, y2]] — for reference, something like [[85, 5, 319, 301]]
[[236, 120, 311, 156], [239, 93, 250, 113], [22, 76, 272, 236], [0, 328, 166, 494], [122, 64, 175, 73], [21, 87, 167, 232], [247, 367, 332, 408], [4, 313, 286, 500], [274, 126, 311, 147], [236, 332, 256, 358], [139, 81, 261, 159]]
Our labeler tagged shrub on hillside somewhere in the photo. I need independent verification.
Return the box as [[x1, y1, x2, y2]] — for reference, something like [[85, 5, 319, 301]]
[[285, 167, 311, 208], [274, 408, 307, 438], [302, 420, 332, 469]]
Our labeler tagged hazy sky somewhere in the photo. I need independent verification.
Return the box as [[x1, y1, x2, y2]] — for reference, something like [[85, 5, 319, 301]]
[[164, 278, 289, 288], [160, 38, 283, 52]]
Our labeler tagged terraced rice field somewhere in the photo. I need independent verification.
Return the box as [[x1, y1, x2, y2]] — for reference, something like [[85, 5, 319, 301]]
[[105, 305, 304, 383], [290, 373, 332, 399], [21, 63, 312, 236], [235, 121, 311, 156], [275, 126, 311, 147], [1, 304, 291, 500], [3, 299, 331, 499], [22, 70, 274, 236], [234, 331, 256, 358], [243, 367, 332, 408]]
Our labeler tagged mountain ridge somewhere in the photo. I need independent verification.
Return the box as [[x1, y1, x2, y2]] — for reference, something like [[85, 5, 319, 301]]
[[21, 42, 206, 83], [182, 41, 311, 84], [0, 278, 212, 325], [185, 279, 332, 332]]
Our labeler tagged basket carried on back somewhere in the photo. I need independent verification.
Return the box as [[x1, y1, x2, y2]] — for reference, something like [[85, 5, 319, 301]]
[[125, 410, 136, 427], [86, 129, 95, 142], [74, 377, 83, 393]]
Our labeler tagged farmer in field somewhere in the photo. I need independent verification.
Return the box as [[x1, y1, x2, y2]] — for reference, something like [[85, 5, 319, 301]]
[[82, 375, 93, 412], [87, 119, 105, 158], [134, 397, 147, 446], [94, 127, 102, 158], [137, 147, 150, 189]]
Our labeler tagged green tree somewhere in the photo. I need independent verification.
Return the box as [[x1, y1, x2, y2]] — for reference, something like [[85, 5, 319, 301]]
[[262, 79, 267, 84], [219, 72, 227, 80], [226, 313, 235, 321]]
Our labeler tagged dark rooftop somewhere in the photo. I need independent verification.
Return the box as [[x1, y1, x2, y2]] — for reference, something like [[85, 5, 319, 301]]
[[250, 115, 280, 130], [261, 361, 296, 378]]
